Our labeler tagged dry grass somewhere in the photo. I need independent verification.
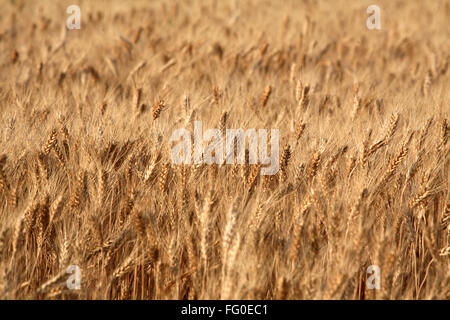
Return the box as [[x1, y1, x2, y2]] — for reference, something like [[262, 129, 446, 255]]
[[0, 0, 449, 299]]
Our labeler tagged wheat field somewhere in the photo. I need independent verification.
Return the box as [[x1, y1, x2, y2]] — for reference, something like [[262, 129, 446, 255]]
[[0, 0, 449, 300]]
